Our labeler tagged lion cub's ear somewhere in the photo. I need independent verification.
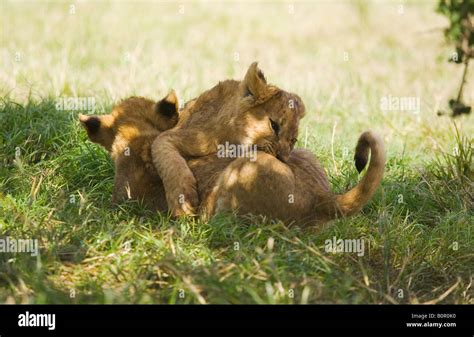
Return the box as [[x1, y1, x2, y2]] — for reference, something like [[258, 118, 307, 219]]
[[79, 114, 114, 151], [79, 114, 101, 134], [241, 62, 268, 100], [156, 90, 179, 119], [241, 62, 279, 103]]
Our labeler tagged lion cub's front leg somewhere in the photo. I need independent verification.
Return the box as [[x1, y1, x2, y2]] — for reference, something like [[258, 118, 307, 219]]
[[152, 129, 214, 216]]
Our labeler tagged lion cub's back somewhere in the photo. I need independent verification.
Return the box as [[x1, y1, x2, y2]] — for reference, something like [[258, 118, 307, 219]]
[[177, 80, 241, 129]]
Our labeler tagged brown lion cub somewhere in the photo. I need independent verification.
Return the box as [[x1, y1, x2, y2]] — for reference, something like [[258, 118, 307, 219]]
[[79, 92, 180, 211], [151, 62, 305, 216], [204, 133, 385, 226]]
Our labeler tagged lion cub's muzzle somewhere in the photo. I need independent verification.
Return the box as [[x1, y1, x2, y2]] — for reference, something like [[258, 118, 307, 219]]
[[276, 146, 291, 162]]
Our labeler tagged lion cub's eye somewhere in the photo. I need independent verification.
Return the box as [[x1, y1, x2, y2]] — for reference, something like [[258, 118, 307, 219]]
[[270, 119, 280, 136]]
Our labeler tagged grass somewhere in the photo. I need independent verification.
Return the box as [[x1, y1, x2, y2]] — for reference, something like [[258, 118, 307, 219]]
[[0, 0, 473, 304]]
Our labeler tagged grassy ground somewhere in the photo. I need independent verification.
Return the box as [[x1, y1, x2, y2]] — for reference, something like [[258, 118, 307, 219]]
[[0, 0, 473, 304]]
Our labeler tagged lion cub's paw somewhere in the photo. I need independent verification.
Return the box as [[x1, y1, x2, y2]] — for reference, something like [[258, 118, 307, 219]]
[[167, 184, 199, 217]]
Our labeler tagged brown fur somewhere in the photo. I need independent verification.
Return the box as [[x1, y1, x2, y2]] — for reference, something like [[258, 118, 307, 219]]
[[204, 132, 385, 227], [79, 92, 179, 211], [151, 62, 305, 216], [81, 96, 385, 227]]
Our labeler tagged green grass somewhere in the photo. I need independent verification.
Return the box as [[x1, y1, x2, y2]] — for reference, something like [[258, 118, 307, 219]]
[[0, 1, 473, 304]]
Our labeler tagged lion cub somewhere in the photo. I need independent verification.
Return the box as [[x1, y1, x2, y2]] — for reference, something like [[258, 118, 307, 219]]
[[205, 133, 385, 227], [151, 62, 305, 216], [79, 92, 180, 211]]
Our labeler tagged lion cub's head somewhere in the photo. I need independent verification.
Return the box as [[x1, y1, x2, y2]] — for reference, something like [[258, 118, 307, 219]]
[[79, 91, 179, 152], [239, 62, 305, 162], [79, 92, 179, 211]]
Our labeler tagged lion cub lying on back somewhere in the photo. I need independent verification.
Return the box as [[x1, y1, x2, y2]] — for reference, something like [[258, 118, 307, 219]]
[[81, 94, 385, 227], [151, 62, 305, 216]]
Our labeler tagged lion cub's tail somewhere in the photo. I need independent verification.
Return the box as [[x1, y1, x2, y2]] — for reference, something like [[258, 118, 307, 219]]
[[334, 131, 385, 217]]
